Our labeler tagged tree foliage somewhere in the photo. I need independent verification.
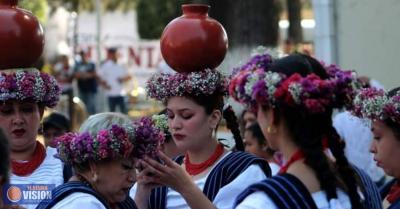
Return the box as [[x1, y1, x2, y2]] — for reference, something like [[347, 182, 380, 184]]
[[57, 0, 136, 12], [136, 0, 202, 39], [19, 0, 49, 24]]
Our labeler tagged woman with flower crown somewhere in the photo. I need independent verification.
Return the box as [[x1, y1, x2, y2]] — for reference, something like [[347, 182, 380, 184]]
[[36, 112, 140, 209], [0, 69, 70, 209], [229, 53, 382, 209], [352, 87, 400, 208], [131, 64, 271, 209]]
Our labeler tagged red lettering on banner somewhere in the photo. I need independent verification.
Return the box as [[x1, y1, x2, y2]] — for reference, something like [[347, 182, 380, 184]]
[[129, 47, 141, 66], [146, 47, 154, 68]]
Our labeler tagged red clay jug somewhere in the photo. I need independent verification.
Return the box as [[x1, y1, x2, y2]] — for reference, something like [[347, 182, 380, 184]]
[[0, 0, 44, 69], [160, 4, 228, 73]]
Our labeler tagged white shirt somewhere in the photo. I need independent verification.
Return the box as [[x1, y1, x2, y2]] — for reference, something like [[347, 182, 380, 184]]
[[333, 111, 385, 182], [236, 188, 352, 209], [99, 60, 129, 96], [10, 147, 64, 209], [51, 192, 106, 209], [269, 162, 280, 176], [130, 152, 268, 209]]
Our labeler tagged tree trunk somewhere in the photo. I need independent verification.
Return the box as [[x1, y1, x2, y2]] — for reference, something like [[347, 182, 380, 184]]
[[210, 0, 280, 48], [287, 0, 303, 44]]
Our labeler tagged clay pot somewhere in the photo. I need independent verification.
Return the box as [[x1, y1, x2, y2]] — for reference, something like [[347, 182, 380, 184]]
[[160, 4, 228, 73], [0, 0, 44, 69]]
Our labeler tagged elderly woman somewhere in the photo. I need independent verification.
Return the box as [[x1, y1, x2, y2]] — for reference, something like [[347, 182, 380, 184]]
[[36, 112, 137, 209], [352, 87, 400, 208]]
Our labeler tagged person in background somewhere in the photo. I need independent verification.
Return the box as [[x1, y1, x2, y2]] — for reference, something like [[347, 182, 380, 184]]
[[42, 112, 71, 148], [98, 48, 131, 114], [74, 51, 98, 115], [244, 122, 280, 175], [230, 52, 382, 209], [53, 55, 74, 94], [352, 87, 400, 208], [239, 110, 256, 136]]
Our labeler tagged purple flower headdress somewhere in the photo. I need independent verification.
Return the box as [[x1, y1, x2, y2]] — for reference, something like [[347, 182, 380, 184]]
[[146, 69, 229, 102], [0, 68, 61, 107], [56, 124, 134, 164], [229, 53, 360, 113], [131, 116, 167, 159], [352, 88, 400, 123]]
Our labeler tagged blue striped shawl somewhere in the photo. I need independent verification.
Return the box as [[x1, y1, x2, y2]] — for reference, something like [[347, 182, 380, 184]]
[[148, 151, 271, 209], [235, 166, 382, 209], [36, 181, 137, 209], [380, 179, 400, 209]]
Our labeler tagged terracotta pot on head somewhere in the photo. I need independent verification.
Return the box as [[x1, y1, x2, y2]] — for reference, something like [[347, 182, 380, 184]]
[[160, 4, 228, 73], [0, 0, 44, 69]]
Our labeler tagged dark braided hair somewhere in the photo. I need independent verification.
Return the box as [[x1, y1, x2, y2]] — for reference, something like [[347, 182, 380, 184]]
[[268, 53, 363, 208], [223, 105, 244, 151]]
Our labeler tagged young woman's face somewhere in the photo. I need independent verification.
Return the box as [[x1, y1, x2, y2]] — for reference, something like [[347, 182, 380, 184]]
[[0, 101, 42, 152], [166, 97, 219, 151], [92, 158, 136, 204], [370, 120, 400, 178], [244, 130, 267, 158]]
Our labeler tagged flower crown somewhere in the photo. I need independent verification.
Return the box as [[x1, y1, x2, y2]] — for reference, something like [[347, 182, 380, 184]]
[[131, 116, 167, 159], [352, 88, 400, 123], [56, 124, 134, 164], [146, 69, 229, 102], [229, 53, 360, 113], [0, 68, 61, 108]]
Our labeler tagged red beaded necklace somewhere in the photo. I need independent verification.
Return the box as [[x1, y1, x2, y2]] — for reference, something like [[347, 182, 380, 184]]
[[278, 149, 304, 174], [11, 141, 46, 176], [387, 180, 400, 204], [184, 143, 224, 176]]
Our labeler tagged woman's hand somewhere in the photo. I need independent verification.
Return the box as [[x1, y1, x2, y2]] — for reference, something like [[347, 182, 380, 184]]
[[140, 151, 216, 209], [134, 160, 161, 209], [140, 151, 192, 193]]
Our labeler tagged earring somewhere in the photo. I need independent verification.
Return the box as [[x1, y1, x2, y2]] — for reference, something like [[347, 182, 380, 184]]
[[92, 173, 98, 182], [267, 126, 277, 134]]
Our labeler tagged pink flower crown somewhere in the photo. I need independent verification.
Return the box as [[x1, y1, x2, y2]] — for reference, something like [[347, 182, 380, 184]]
[[146, 69, 229, 102], [352, 88, 400, 123], [56, 124, 134, 164], [229, 53, 360, 113], [0, 68, 61, 108], [56, 115, 168, 164], [131, 116, 167, 159]]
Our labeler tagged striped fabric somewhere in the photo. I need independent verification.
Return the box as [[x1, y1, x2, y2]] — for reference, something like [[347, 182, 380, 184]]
[[235, 166, 383, 209], [36, 182, 138, 209], [148, 151, 271, 209], [380, 179, 400, 209], [35, 182, 109, 209], [235, 174, 318, 209], [352, 166, 383, 209], [10, 147, 64, 209]]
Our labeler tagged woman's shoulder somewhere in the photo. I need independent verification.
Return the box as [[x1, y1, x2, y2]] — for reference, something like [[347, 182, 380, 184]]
[[51, 192, 107, 209]]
